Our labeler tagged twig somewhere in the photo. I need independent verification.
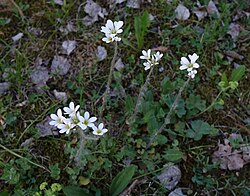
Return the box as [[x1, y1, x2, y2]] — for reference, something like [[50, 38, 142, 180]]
[[0, 143, 50, 172], [147, 78, 190, 149], [100, 42, 118, 117], [10, 0, 24, 17], [127, 66, 154, 125], [120, 179, 147, 196]]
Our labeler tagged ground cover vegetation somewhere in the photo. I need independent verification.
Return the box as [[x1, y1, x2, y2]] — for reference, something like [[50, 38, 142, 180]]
[[0, 0, 250, 195]]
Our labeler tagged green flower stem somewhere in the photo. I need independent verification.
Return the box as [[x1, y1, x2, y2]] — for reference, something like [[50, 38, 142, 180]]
[[74, 130, 99, 166], [147, 77, 191, 149], [0, 143, 50, 172], [195, 86, 230, 117], [100, 42, 118, 117], [127, 66, 154, 124]]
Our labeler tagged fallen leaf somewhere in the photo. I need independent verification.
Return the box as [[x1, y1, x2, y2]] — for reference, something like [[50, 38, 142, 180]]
[[207, 0, 220, 17], [51, 56, 70, 76], [53, 89, 68, 103], [79, 176, 90, 186], [114, 58, 125, 71], [62, 40, 76, 55], [175, 4, 190, 21], [193, 6, 207, 21], [36, 116, 58, 137], [20, 138, 34, 148], [30, 66, 49, 85], [127, 0, 141, 9], [152, 46, 168, 52], [96, 46, 107, 61], [227, 23, 241, 40], [12, 32, 23, 42], [54, 0, 63, 5], [28, 27, 43, 36], [83, 0, 107, 26], [169, 188, 186, 196], [227, 152, 244, 170], [0, 82, 10, 95], [59, 22, 77, 34], [224, 50, 244, 60], [157, 163, 181, 190]]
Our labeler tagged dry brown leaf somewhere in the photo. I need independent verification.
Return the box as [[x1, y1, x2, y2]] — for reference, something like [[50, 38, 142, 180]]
[[207, 0, 220, 17], [151, 46, 168, 52], [227, 23, 241, 40], [224, 51, 244, 60], [175, 4, 190, 21], [227, 152, 244, 170], [193, 7, 207, 21]]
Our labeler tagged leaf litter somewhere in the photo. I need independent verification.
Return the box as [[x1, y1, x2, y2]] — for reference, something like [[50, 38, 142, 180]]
[[175, 4, 190, 21], [51, 55, 71, 76], [62, 40, 77, 55], [212, 133, 250, 170]]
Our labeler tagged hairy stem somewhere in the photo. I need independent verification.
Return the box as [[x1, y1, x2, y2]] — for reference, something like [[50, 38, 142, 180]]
[[127, 66, 154, 124], [74, 130, 86, 167], [147, 77, 190, 149], [100, 42, 118, 117], [195, 87, 229, 117]]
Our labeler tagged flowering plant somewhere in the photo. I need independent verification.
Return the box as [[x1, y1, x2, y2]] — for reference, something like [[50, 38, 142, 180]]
[[49, 102, 108, 136], [101, 20, 123, 43], [179, 53, 200, 78], [140, 49, 163, 70]]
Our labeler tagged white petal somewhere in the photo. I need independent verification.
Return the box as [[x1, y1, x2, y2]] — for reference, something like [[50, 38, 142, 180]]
[[89, 117, 97, 123], [180, 57, 189, 65], [57, 109, 62, 117], [193, 63, 199, 68], [114, 21, 123, 31], [78, 123, 87, 130], [99, 123, 104, 130], [102, 129, 108, 133], [50, 114, 58, 120], [84, 111, 90, 119], [69, 102, 74, 110], [114, 36, 121, 41], [59, 128, 66, 133], [147, 49, 151, 57], [106, 20, 114, 29], [92, 125, 97, 131], [63, 107, 70, 114], [142, 50, 147, 56], [75, 105, 80, 112], [49, 121, 57, 126], [102, 37, 111, 43], [189, 53, 199, 64], [179, 65, 188, 70], [187, 67, 193, 72]]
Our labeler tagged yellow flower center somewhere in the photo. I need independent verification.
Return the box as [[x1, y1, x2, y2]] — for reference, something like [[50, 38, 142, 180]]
[[84, 120, 89, 125], [188, 64, 193, 68], [97, 129, 102, 134]]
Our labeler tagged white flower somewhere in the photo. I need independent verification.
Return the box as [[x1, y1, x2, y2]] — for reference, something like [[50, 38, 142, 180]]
[[188, 69, 198, 78], [78, 111, 97, 130], [101, 20, 123, 35], [63, 102, 80, 117], [49, 109, 66, 127], [58, 120, 75, 134], [180, 53, 199, 72], [140, 49, 163, 70], [101, 20, 123, 43], [154, 51, 163, 61], [140, 49, 151, 61], [143, 62, 152, 70], [92, 123, 108, 136]]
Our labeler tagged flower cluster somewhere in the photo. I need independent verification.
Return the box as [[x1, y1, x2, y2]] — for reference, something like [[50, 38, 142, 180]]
[[49, 102, 108, 136], [140, 49, 163, 70], [179, 53, 200, 78], [101, 20, 123, 43]]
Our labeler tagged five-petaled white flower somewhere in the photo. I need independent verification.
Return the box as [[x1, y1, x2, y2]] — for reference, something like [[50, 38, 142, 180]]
[[140, 49, 163, 70], [58, 120, 75, 134], [180, 53, 199, 72], [101, 20, 123, 43], [49, 109, 65, 128], [140, 49, 151, 61], [79, 111, 97, 130], [63, 102, 80, 117], [92, 123, 108, 136]]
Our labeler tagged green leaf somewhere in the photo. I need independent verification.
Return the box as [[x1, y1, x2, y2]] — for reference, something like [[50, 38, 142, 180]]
[[134, 11, 150, 49], [230, 65, 246, 82], [156, 134, 168, 145], [186, 94, 206, 111], [163, 148, 183, 162], [63, 186, 92, 196], [110, 165, 136, 196], [49, 163, 60, 180]]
